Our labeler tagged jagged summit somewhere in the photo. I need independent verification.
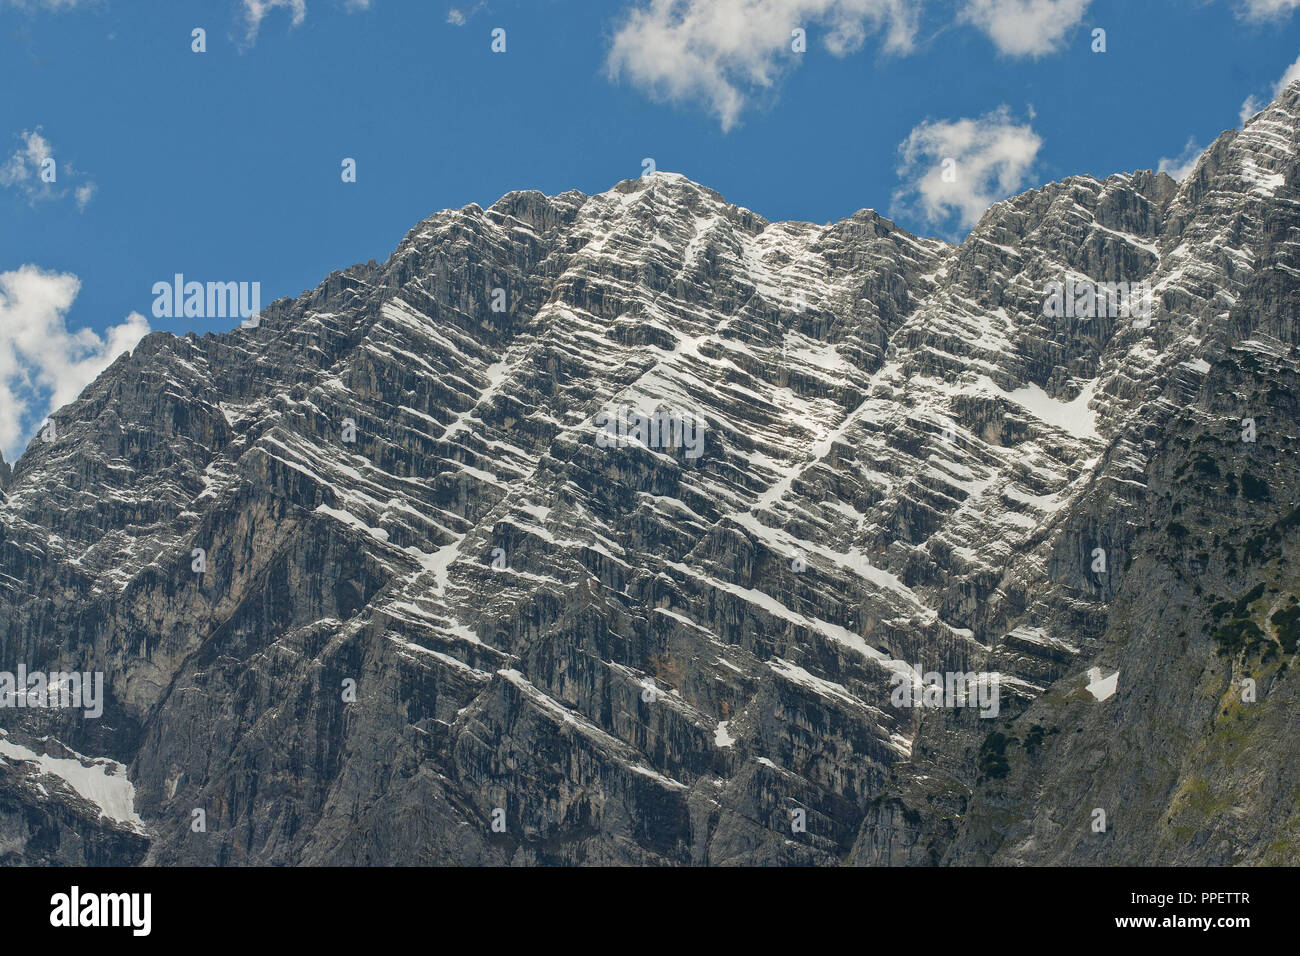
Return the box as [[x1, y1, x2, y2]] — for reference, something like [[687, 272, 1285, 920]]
[[1, 86, 1299, 866]]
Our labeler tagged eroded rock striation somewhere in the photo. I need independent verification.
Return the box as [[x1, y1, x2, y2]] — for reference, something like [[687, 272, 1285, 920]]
[[3, 86, 1300, 867]]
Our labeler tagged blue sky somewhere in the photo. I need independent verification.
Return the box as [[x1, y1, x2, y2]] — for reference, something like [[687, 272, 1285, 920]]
[[2, 0, 1300, 457]]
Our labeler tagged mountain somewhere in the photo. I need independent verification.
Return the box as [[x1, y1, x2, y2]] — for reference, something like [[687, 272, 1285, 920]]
[[2, 86, 1300, 867]]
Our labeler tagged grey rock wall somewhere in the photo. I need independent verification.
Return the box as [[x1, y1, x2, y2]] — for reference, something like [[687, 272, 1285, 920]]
[[3, 85, 1300, 867]]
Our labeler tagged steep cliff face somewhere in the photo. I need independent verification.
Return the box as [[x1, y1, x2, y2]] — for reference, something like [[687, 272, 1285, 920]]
[[1, 87, 1299, 867], [852, 88, 1300, 866]]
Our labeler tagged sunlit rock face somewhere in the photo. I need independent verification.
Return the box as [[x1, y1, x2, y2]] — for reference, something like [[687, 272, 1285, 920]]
[[3, 87, 1300, 866]]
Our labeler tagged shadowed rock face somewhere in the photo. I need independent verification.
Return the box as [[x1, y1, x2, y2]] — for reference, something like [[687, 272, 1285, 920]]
[[2, 87, 1300, 867]]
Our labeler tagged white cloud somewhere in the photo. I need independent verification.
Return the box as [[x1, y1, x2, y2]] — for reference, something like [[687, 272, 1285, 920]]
[[0, 130, 54, 198], [239, 0, 371, 42], [0, 266, 149, 458], [605, 0, 919, 132], [242, 0, 307, 40], [1238, 48, 1300, 128], [446, 2, 484, 25], [1272, 49, 1300, 96], [1157, 137, 1206, 182], [1238, 0, 1300, 20], [960, 0, 1089, 57], [893, 106, 1041, 231], [0, 128, 94, 209], [0, 0, 90, 9], [1239, 94, 1264, 126]]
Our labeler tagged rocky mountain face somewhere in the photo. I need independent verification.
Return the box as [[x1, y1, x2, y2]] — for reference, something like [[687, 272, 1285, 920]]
[[2, 86, 1299, 867]]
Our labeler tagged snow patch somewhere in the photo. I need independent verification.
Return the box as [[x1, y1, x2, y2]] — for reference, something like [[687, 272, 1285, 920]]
[[0, 731, 145, 832], [1085, 667, 1119, 701]]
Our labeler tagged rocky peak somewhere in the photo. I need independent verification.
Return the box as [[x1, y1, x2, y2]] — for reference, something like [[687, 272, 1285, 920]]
[[3, 88, 1300, 866]]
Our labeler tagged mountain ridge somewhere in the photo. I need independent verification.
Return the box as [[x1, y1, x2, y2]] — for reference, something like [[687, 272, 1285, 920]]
[[2, 85, 1299, 865]]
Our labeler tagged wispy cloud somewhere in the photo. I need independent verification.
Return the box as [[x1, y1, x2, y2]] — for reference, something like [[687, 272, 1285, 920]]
[[0, 266, 149, 458], [1240, 94, 1264, 125], [239, 0, 375, 41], [605, 0, 919, 132], [0, 128, 95, 211], [1237, 0, 1300, 20], [0, 0, 93, 9], [242, 0, 308, 41], [446, 2, 484, 25], [1238, 49, 1300, 127], [1158, 137, 1206, 181], [893, 105, 1041, 231], [0, 130, 54, 198]]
